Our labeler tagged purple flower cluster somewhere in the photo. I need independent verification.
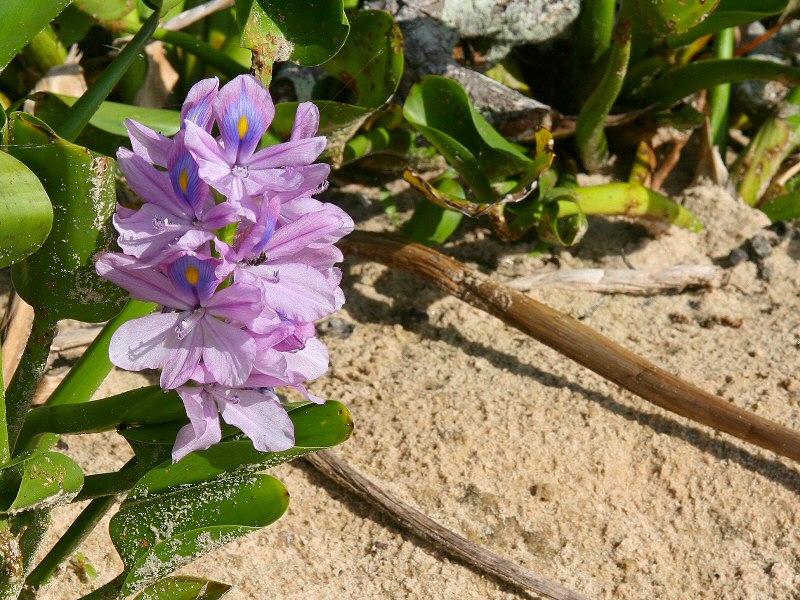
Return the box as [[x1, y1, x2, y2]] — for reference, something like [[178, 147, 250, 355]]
[[96, 75, 352, 461]]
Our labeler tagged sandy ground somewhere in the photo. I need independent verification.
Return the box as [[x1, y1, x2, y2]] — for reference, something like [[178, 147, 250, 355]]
[[9, 181, 800, 599]]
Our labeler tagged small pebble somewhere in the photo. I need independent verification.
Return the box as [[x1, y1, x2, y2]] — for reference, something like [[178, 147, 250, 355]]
[[318, 317, 355, 339], [749, 235, 772, 259], [727, 248, 748, 266]]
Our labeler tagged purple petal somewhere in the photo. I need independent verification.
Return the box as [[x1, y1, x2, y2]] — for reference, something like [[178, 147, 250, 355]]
[[215, 388, 294, 452], [96, 252, 193, 309], [166, 255, 220, 305], [113, 204, 193, 261], [200, 316, 256, 387], [290, 102, 320, 141], [201, 201, 239, 230], [239, 263, 337, 322], [237, 197, 280, 257], [247, 137, 326, 170], [204, 282, 263, 326], [124, 119, 171, 167], [181, 77, 219, 131], [173, 387, 222, 461], [242, 167, 304, 195], [263, 210, 346, 261], [161, 323, 204, 389], [283, 337, 329, 381], [167, 135, 211, 215], [118, 148, 190, 216], [214, 74, 275, 164], [109, 311, 178, 372]]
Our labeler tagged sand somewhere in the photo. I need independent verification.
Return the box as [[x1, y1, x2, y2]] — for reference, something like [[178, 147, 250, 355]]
[[11, 181, 800, 599]]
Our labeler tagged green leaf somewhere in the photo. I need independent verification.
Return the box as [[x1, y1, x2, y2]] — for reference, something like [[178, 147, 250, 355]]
[[0, 451, 83, 513], [111, 474, 289, 596], [536, 199, 589, 246], [0, 151, 53, 269], [403, 76, 550, 207], [126, 401, 353, 499], [73, 0, 136, 22], [236, 0, 350, 82], [630, 0, 721, 36], [760, 191, 800, 222], [321, 10, 403, 108], [7, 113, 127, 322], [135, 577, 232, 600], [0, 0, 72, 72], [268, 10, 403, 164], [668, 0, 788, 47], [403, 177, 464, 245]]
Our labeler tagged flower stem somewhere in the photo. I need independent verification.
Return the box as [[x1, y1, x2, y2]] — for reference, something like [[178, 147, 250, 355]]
[[4, 311, 57, 455], [709, 28, 734, 154], [18, 301, 155, 455], [54, 11, 160, 142]]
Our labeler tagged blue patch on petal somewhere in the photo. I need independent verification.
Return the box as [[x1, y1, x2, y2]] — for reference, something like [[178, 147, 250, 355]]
[[168, 149, 205, 214], [216, 76, 272, 164], [167, 256, 218, 305]]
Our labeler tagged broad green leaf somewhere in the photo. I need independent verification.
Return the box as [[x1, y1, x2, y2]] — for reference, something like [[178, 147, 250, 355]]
[[0, 451, 83, 513], [111, 474, 288, 596], [321, 10, 403, 108], [0, 152, 53, 268], [630, 0, 721, 36], [403, 177, 464, 245], [268, 11, 403, 164], [8, 113, 127, 322], [404, 76, 549, 207], [0, 0, 72, 72], [668, 0, 788, 47], [135, 577, 232, 600], [126, 401, 354, 500], [236, 0, 350, 82]]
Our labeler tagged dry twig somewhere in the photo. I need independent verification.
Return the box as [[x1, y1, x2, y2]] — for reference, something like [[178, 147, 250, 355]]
[[341, 231, 800, 463], [306, 451, 590, 600], [162, 0, 235, 31]]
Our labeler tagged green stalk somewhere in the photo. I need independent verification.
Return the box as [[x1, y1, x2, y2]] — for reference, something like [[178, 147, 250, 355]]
[[0, 510, 51, 600], [0, 340, 8, 465], [55, 11, 160, 142], [630, 59, 800, 109], [575, 3, 633, 172], [709, 28, 734, 154], [116, 24, 247, 79], [77, 573, 125, 600], [556, 183, 702, 230], [18, 301, 155, 454], [573, 0, 616, 66], [23, 497, 116, 591], [4, 312, 57, 455]]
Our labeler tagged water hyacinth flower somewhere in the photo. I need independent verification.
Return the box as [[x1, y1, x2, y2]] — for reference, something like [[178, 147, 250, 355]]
[[96, 74, 349, 461]]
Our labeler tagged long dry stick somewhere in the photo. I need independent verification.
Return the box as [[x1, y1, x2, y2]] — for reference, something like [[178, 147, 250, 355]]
[[305, 451, 590, 600], [340, 231, 800, 463]]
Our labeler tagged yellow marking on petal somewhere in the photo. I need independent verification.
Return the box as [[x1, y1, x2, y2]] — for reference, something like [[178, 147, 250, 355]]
[[178, 169, 189, 193], [185, 265, 200, 286], [237, 116, 249, 139]]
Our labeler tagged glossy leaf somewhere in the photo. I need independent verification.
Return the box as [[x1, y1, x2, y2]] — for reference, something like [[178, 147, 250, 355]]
[[0, 152, 53, 269], [111, 474, 289, 596], [0, 0, 72, 72], [668, 0, 788, 47], [0, 451, 83, 513], [631, 0, 720, 36], [321, 10, 403, 109], [126, 400, 353, 499], [403, 76, 550, 207], [403, 177, 465, 245], [135, 577, 232, 600], [236, 0, 349, 82], [269, 11, 403, 164], [7, 113, 127, 322]]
